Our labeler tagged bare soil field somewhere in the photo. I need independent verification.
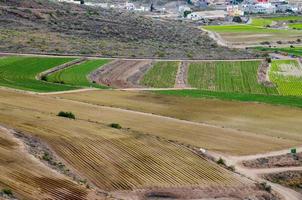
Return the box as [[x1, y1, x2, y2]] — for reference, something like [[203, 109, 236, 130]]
[[264, 171, 302, 195], [0, 89, 279, 199], [0, 88, 299, 156], [243, 153, 302, 168], [89, 60, 153, 88], [55, 90, 302, 143], [0, 127, 100, 200]]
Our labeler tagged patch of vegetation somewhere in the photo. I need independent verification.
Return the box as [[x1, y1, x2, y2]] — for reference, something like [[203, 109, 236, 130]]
[[141, 61, 179, 88], [42, 152, 52, 161], [253, 46, 302, 57], [216, 157, 225, 165], [109, 123, 122, 129], [1, 188, 13, 196], [0, 56, 79, 92], [188, 61, 278, 95], [270, 60, 302, 96], [0, 0, 254, 59], [47, 59, 111, 89], [57, 111, 76, 119], [154, 89, 302, 109]]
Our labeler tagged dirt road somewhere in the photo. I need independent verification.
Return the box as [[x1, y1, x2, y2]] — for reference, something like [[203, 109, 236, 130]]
[[205, 147, 302, 200], [89, 59, 153, 88], [174, 61, 191, 88]]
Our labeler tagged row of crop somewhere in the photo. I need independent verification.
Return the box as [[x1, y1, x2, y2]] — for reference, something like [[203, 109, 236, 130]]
[[0, 56, 78, 92], [141, 61, 179, 88], [1, 159, 87, 200], [188, 61, 278, 95], [51, 133, 248, 191], [270, 60, 302, 96], [47, 59, 110, 89]]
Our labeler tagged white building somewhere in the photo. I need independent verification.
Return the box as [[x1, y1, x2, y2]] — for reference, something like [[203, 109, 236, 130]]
[[243, 3, 276, 13], [227, 5, 244, 16], [187, 10, 226, 20]]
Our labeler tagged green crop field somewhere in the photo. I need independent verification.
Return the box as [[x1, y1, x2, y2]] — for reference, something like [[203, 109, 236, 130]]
[[289, 23, 302, 30], [155, 89, 302, 109], [254, 46, 302, 56], [0, 56, 79, 92], [188, 61, 278, 95], [203, 17, 302, 45], [47, 59, 110, 89], [141, 61, 179, 88], [270, 60, 302, 96]]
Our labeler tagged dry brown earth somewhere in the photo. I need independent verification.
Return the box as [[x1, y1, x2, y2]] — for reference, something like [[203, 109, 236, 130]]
[[89, 60, 153, 88], [55, 90, 302, 143], [0, 126, 100, 200]]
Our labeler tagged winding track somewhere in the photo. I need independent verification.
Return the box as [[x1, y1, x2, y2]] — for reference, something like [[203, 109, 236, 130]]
[[205, 147, 302, 200]]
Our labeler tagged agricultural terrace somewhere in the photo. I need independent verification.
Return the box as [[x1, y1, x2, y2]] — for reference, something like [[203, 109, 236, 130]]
[[141, 61, 179, 88], [254, 46, 302, 57], [188, 61, 278, 95], [0, 56, 79, 92], [0, 128, 90, 200], [289, 23, 302, 30], [0, 90, 251, 191], [270, 60, 302, 96], [203, 17, 302, 46], [2, 89, 300, 155], [55, 89, 302, 146], [47, 59, 110, 89]]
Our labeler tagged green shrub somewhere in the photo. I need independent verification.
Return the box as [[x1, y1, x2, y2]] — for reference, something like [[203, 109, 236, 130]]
[[110, 123, 122, 129], [216, 157, 225, 165], [41, 75, 48, 81], [57, 111, 75, 119], [1, 188, 13, 196], [42, 152, 52, 161]]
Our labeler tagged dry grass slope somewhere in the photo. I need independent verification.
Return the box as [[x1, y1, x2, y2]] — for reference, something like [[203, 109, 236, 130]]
[[0, 90, 254, 195], [0, 89, 299, 155]]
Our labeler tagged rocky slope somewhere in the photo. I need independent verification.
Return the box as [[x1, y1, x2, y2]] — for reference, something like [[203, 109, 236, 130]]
[[0, 0, 254, 59]]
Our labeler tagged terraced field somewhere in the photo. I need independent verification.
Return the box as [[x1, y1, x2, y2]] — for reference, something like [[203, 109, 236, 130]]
[[254, 46, 302, 56], [0, 56, 78, 92], [0, 127, 94, 200], [204, 17, 302, 46], [270, 60, 302, 96], [289, 23, 302, 30], [0, 89, 260, 199], [55, 90, 302, 149], [188, 61, 278, 95], [141, 61, 179, 88], [47, 59, 111, 89], [2, 89, 300, 155]]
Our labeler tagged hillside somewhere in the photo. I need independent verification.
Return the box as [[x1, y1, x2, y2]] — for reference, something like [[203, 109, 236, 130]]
[[0, 0, 254, 59]]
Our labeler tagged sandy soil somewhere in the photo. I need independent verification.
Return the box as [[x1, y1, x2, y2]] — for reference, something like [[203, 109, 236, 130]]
[[89, 59, 153, 88]]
